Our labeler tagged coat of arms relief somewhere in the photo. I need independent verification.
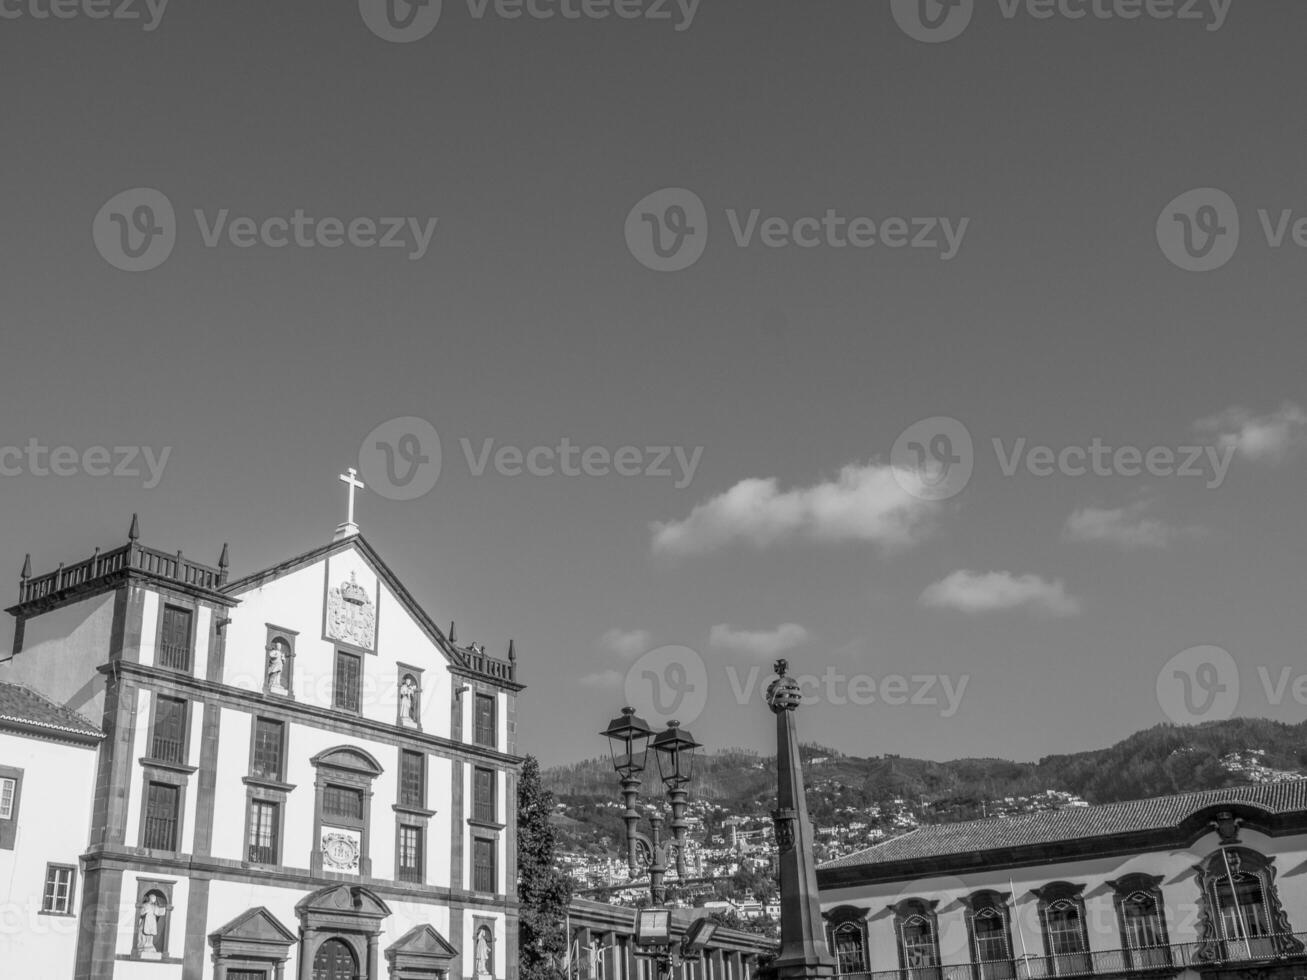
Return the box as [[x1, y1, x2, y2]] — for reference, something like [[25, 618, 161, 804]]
[[326, 571, 376, 650]]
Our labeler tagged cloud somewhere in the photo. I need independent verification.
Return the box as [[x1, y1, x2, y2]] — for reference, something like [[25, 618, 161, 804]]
[[579, 670, 624, 689], [920, 570, 1082, 617], [709, 623, 810, 658], [598, 628, 653, 660], [651, 462, 938, 558], [1195, 402, 1307, 465], [1063, 501, 1179, 549]]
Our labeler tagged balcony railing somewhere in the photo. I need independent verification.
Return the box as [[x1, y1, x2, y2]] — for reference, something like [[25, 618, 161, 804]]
[[463, 647, 516, 683], [837, 933, 1307, 980], [18, 535, 227, 606]]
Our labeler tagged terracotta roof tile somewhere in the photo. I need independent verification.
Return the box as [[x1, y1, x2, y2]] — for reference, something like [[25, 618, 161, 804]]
[[0, 682, 102, 739]]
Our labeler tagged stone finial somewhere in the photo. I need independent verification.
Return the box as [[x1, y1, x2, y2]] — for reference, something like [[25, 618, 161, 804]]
[[128, 513, 140, 542], [20, 554, 31, 581], [508, 639, 516, 661], [449, 621, 457, 643], [218, 543, 229, 571]]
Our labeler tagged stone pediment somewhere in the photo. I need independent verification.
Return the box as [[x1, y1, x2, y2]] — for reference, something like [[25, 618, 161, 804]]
[[208, 907, 296, 961], [387, 924, 459, 970], [296, 883, 392, 923]]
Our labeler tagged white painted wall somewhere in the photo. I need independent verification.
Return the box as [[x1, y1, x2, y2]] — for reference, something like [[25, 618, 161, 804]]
[[0, 730, 99, 979]]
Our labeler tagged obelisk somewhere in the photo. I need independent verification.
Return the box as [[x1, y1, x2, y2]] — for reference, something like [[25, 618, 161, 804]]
[[763, 659, 837, 980]]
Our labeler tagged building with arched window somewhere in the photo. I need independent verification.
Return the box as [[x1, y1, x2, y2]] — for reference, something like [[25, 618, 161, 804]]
[[1, 515, 523, 980], [818, 784, 1307, 980]]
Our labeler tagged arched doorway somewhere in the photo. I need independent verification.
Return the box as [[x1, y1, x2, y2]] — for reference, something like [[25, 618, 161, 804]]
[[313, 938, 358, 980]]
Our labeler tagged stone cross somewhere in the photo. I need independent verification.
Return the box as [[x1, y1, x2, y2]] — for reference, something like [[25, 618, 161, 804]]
[[339, 468, 365, 526]]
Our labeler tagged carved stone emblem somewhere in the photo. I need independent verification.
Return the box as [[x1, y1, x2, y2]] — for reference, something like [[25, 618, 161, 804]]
[[326, 571, 376, 651], [321, 830, 361, 873]]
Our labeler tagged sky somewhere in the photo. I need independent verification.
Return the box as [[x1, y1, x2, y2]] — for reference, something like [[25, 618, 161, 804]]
[[2, 0, 1306, 768]]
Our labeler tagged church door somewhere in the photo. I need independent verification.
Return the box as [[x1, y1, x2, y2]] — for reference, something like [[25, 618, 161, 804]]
[[313, 938, 358, 980]]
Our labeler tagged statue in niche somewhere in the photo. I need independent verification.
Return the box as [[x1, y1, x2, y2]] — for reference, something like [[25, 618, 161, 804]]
[[399, 675, 419, 727], [474, 927, 493, 978], [135, 893, 165, 958], [267, 639, 289, 695]]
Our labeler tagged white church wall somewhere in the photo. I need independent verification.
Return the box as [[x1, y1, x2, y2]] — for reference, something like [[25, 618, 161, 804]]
[[0, 730, 97, 980], [122, 687, 152, 846], [0, 591, 116, 718], [209, 707, 253, 861]]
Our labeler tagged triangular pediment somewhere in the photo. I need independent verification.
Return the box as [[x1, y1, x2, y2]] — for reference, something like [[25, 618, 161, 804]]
[[209, 907, 296, 951], [387, 924, 459, 966]]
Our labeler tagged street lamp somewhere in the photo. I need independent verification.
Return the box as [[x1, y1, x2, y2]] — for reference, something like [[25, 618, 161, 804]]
[[600, 709, 701, 907]]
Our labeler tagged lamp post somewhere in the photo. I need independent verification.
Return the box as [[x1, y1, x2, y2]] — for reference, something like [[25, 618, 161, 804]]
[[600, 708, 701, 907], [602, 707, 712, 978]]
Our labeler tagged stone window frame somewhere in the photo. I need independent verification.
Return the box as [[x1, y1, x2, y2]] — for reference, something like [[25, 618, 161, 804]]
[[471, 766, 500, 827], [962, 890, 1015, 970], [0, 764, 23, 849], [1191, 846, 1305, 961], [154, 597, 198, 674], [333, 649, 364, 715], [393, 747, 435, 887], [137, 766, 192, 854], [128, 877, 178, 962], [144, 690, 192, 766], [263, 623, 298, 699], [889, 898, 943, 973], [824, 905, 871, 976], [244, 795, 287, 867], [1032, 882, 1092, 969], [309, 746, 383, 877], [207, 906, 296, 980], [474, 691, 497, 749], [1107, 873, 1173, 969], [40, 862, 77, 916], [396, 662, 424, 731], [247, 716, 288, 784], [472, 836, 498, 895]]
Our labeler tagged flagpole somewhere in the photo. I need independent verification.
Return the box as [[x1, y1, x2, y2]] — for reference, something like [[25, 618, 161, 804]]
[[1219, 847, 1252, 945], [1009, 880, 1031, 979]]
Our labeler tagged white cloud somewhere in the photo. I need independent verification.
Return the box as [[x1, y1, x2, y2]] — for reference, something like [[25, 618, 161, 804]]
[[920, 570, 1082, 617], [579, 670, 623, 689], [598, 628, 653, 660], [1063, 501, 1178, 549], [709, 623, 810, 658], [1195, 402, 1307, 465], [651, 462, 937, 558]]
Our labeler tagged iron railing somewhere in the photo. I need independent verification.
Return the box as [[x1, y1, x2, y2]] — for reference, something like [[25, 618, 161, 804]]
[[836, 932, 1307, 980]]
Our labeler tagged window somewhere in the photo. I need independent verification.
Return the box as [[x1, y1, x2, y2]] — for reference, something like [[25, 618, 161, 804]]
[[1194, 846, 1304, 962], [400, 750, 425, 808], [1121, 892, 1171, 967], [334, 651, 361, 712], [473, 837, 496, 893], [150, 696, 188, 764], [143, 782, 180, 850], [398, 824, 424, 883], [966, 892, 1015, 980], [42, 864, 76, 914], [474, 767, 497, 823], [832, 922, 867, 975], [1043, 902, 1090, 975], [475, 693, 497, 747], [251, 718, 285, 780], [901, 915, 941, 979], [323, 785, 364, 822], [158, 604, 193, 671], [0, 777, 14, 819], [248, 800, 280, 864]]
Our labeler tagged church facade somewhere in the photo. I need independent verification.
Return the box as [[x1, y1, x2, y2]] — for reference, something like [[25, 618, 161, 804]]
[[2, 512, 523, 980]]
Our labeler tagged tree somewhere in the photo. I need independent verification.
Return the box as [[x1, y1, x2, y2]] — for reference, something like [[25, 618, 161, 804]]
[[518, 756, 574, 980]]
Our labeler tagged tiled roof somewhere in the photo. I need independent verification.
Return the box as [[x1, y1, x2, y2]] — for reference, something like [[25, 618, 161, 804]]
[[820, 781, 1307, 870], [0, 682, 102, 740]]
